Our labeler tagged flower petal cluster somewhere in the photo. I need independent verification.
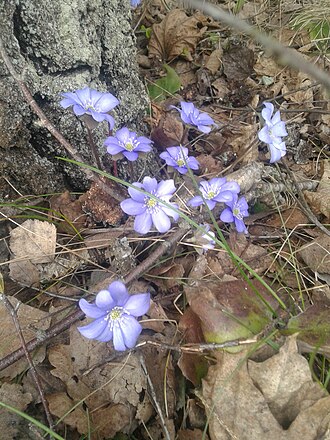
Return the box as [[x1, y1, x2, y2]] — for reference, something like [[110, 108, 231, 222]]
[[196, 224, 216, 253], [159, 146, 200, 174], [172, 102, 215, 134], [104, 127, 153, 161], [220, 194, 249, 234], [189, 177, 240, 210], [60, 87, 119, 129], [121, 177, 179, 234], [78, 281, 150, 351], [131, 0, 141, 6], [258, 102, 288, 163]]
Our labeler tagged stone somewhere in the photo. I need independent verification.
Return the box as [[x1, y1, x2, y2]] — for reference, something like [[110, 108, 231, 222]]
[[0, 0, 149, 199]]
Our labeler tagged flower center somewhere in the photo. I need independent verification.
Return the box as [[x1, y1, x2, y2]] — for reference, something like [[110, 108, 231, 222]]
[[125, 141, 135, 151], [233, 207, 243, 220], [84, 100, 97, 112], [109, 306, 124, 321], [146, 198, 157, 208], [206, 191, 216, 199], [176, 158, 185, 167]]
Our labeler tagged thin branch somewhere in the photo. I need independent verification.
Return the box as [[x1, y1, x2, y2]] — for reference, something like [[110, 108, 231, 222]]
[[139, 354, 172, 440], [0, 227, 188, 372], [184, 0, 330, 90], [0, 294, 55, 431]]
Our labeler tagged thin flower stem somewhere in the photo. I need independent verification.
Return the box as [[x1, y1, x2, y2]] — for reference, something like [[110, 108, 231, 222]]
[[86, 126, 103, 170], [0, 294, 55, 432]]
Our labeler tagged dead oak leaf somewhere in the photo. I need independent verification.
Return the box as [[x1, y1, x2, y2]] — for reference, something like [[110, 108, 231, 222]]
[[149, 9, 207, 62], [202, 336, 330, 440], [48, 324, 150, 431]]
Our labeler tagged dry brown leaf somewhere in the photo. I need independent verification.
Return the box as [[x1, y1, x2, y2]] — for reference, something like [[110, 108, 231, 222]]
[[196, 154, 222, 175], [47, 392, 88, 434], [9, 259, 40, 287], [147, 262, 185, 290], [304, 160, 330, 219], [205, 48, 223, 75], [48, 324, 150, 438], [50, 190, 87, 233], [151, 110, 184, 149], [10, 219, 56, 264], [222, 45, 255, 81], [266, 207, 308, 230], [229, 123, 258, 164], [202, 336, 330, 440], [80, 177, 123, 225], [0, 296, 51, 379], [249, 336, 327, 425], [298, 233, 330, 277], [189, 234, 273, 280], [178, 428, 209, 440], [254, 55, 281, 77], [149, 9, 207, 62], [0, 383, 32, 439], [91, 403, 132, 439]]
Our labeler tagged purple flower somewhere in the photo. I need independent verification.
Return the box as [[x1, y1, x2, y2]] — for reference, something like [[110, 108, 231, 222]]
[[121, 177, 179, 234], [104, 127, 153, 161], [131, 0, 141, 6], [78, 280, 150, 351], [60, 87, 119, 129], [220, 194, 249, 234], [171, 102, 215, 134], [258, 102, 288, 163], [188, 177, 240, 210], [159, 146, 200, 174]]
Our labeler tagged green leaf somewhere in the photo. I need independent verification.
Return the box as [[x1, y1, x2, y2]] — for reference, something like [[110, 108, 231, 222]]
[[148, 64, 181, 102], [140, 25, 152, 39]]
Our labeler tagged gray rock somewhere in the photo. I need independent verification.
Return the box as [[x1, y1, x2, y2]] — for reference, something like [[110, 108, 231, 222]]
[[0, 0, 148, 198]]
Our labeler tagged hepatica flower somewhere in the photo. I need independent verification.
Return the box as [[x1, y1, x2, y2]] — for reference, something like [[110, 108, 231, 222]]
[[159, 146, 200, 174], [78, 281, 150, 351], [189, 177, 240, 210], [60, 87, 119, 129], [171, 101, 215, 134], [258, 102, 288, 163], [104, 127, 153, 161], [220, 194, 249, 234], [120, 177, 179, 234], [131, 0, 141, 6]]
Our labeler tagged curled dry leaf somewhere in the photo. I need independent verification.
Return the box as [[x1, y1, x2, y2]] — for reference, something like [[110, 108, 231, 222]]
[[0, 296, 51, 379], [202, 336, 330, 440], [149, 9, 207, 62]]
